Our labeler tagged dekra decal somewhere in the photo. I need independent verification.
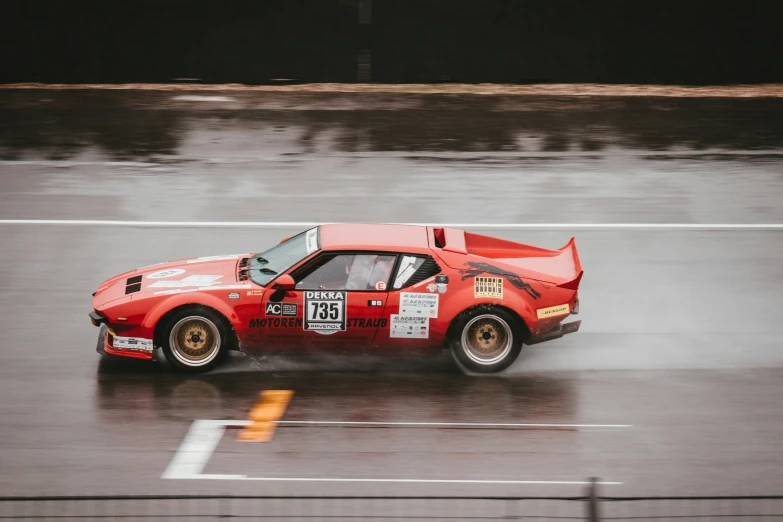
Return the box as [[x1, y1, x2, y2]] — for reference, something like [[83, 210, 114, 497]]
[[304, 290, 346, 334]]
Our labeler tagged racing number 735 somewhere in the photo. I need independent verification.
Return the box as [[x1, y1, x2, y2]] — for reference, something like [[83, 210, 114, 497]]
[[309, 301, 340, 320]]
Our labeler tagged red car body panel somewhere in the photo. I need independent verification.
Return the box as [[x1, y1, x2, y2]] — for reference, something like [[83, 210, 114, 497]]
[[91, 224, 582, 361]]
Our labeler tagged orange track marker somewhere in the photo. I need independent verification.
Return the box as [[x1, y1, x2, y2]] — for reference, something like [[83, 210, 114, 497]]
[[237, 390, 294, 442]]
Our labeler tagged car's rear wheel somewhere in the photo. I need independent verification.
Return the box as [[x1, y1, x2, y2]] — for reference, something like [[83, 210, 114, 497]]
[[448, 307, 524, 373], [161, 307, 230, 373]]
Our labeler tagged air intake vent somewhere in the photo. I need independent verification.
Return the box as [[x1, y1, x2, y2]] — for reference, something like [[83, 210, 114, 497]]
[[432, 228, 446, 248], [125, 274, 143, 294], [237, 257, 250, 281], [402, 258, 441, 288]]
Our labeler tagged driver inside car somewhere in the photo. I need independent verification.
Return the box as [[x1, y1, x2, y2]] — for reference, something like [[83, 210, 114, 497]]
[[345, 255, 394, 290], [367, 256, 394, 289]]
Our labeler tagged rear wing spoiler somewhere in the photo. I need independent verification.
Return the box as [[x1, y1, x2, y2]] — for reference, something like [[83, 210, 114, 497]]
[[429, 227, 583, 288], [556, 237, 583, 290]]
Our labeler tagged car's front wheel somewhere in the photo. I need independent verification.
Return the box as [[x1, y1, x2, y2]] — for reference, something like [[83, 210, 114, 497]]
[[161, 307, 230, 373], [448, 307, 524, 373]]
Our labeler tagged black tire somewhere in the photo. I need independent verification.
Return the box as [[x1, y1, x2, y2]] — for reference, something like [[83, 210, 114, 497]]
[[160, 306, 231, 373], [448, 306, 524, 373], [95, 324, 108, 355]]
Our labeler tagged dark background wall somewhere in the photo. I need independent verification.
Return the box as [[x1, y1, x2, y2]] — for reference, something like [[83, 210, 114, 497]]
[[1, 0, 781, 85]]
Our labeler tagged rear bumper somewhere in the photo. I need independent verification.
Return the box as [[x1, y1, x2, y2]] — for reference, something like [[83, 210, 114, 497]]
[[526, 320, 581, 345]]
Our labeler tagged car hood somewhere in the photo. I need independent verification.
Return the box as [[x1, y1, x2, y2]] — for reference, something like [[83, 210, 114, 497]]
[[92, 253, 251, 310]]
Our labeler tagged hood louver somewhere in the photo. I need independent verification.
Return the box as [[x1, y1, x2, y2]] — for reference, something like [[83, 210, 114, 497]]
[[125, 275, 142, 294], [238, 257, 250, 281]]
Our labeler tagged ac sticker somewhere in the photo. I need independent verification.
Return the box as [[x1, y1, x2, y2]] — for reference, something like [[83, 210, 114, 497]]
[[265, 302, 298, 316]]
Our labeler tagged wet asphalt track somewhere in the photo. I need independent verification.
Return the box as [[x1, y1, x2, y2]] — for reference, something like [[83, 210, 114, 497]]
[[0, 91, 782, 499]]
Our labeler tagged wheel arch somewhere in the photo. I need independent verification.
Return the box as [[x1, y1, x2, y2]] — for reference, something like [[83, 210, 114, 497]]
[[146, 298, 239, 351], [444, 303, 532, 346]]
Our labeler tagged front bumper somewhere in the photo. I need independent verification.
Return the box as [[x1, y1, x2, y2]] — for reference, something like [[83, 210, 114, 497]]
[[98, 327, 154, 360], [89, 311, 107, 327]]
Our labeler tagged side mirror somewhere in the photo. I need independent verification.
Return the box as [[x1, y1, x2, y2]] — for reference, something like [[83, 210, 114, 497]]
[[272, 274, 296, 290]]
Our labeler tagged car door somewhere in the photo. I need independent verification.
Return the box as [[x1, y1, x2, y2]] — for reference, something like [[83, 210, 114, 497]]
[[373, 254, 445, 355], [258, 252, 397, 353]]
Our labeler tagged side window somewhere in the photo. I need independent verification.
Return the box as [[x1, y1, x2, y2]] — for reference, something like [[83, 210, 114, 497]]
[[295, 254, 346, 290], [296, 254, 396, 291], [393, 256, 426, 289]]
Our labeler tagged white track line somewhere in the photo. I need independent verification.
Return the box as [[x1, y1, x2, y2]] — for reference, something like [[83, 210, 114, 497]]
[[161, 420, 623, 485], [193, 476, 623, 485], [277, 420, 631, 428], [1, 219, 782, 229], [161, 420, 251, 479]]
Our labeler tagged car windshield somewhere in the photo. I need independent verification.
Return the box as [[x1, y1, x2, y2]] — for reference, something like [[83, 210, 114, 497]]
[[249, 227, 319, 286]]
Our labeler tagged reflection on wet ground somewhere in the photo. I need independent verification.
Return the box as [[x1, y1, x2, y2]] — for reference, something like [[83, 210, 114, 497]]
[[1, 91, 782, 161], [94, 352, 578, 425]]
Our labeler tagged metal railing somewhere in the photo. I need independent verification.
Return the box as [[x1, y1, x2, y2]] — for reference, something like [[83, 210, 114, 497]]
[[1, 495, 585, 520], [2, 479, 783, 521]]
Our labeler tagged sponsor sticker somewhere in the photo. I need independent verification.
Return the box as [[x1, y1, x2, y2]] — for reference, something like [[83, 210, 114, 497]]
[[426, 283, 438, 293], [149, 275, 222, 288], [113, 336, 153, 352], [198, 284, 251, 290], [186, 254, 247, 264], [435, 274, 449, 284], [460, 262, 541, 300], [250, 317, 303, 328], [375, 281, 387, 291], [536, 304, 570, 319], [305, 228, 319, 255], [247, 289, 264, 296], [153, 288, 198, 296], [400, 292, 439, 318], [348, 318, 388, 328], [147, 268, 185, 279], [390, 315, 429, 339], [474, 276, 503, 299], [304, 291, 346, 334], [368, 300, 383, 307], [228, 292, 240, 300], [437, 283, 447, 294], [266, 302, 298, 316]]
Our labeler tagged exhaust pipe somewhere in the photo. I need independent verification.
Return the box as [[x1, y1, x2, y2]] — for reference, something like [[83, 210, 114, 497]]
[[526, 320, 581, 345]]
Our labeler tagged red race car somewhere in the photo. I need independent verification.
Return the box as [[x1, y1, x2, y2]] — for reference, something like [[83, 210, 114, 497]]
[[90, 224, 582, 373]]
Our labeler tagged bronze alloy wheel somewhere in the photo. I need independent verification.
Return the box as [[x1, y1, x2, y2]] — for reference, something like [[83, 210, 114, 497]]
[[460, 314, 513, 365], [168, 316, 222, 367]]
